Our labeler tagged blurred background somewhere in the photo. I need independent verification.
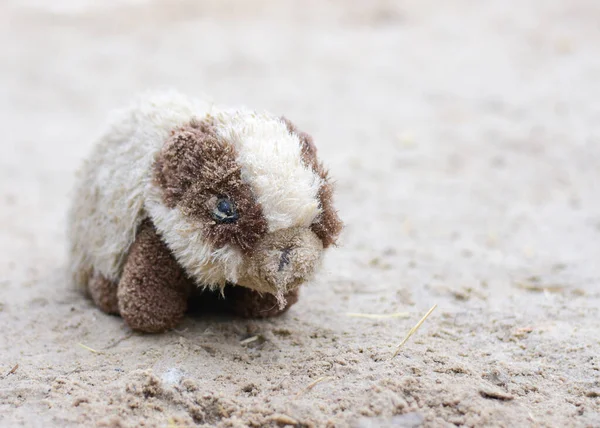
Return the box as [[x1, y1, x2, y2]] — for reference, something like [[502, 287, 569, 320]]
[[1, 1, 600, 426], [2, 0, 599, 299]]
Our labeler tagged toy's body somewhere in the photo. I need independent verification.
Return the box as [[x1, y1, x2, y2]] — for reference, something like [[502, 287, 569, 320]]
[[68, 92, 341, 332]]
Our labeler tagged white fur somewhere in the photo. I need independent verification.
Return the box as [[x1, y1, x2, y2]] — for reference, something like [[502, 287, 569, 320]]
[[213, 110, 323, 232], [68, 91, 322, 290], [144, 186, 244, 288]]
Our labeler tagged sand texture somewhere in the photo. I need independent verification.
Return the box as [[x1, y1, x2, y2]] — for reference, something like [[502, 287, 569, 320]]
[[1, 1, 599, 427]]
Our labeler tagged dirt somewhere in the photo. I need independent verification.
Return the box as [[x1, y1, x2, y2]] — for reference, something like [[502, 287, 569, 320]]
[[1, 0, 599, 427]]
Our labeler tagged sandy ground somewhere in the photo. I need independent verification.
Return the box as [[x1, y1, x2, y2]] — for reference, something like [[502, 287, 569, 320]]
[[1, 0, 600, 426]]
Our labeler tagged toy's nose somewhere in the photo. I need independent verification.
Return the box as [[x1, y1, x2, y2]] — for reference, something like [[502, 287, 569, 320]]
[[262, 227, 323, 292], [238, 226, 324, 294], [277, 247, 293, 271]]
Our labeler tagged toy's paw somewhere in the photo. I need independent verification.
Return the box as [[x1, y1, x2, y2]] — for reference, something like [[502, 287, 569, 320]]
[[89, 274, 119, 315], [227, 286, 299, 318], [115, 219, 190, 333], [118, 284, 187, 333]]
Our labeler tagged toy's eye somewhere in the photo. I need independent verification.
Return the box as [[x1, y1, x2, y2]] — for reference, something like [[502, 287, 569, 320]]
[[212, 198, 239, 224]]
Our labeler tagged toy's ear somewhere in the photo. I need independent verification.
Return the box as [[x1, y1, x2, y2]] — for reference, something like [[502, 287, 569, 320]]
[[298, 129, 318, 162], [280, 116, 317, 163]]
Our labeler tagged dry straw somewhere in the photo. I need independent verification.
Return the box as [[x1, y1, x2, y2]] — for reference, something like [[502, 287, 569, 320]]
[[240, 335, 260, 345], [391, 304, 437, 358], [296, 376, 334, 397], [77, 343, 102, 354]]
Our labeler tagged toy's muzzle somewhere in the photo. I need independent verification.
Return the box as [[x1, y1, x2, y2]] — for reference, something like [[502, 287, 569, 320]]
[[237, 226, 323, 295]]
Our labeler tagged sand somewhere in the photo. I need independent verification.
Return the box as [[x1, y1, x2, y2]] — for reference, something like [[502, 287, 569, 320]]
[[1, 0, 599, 426]]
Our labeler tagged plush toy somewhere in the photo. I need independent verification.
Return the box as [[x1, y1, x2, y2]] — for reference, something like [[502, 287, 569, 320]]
[[67, 92, 342, 333]]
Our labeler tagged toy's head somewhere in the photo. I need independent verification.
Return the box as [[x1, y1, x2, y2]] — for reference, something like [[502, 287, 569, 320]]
[[150, 110, 342, 304]]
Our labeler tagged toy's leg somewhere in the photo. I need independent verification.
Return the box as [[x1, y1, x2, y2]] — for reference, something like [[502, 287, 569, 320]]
[[227, 286, 299, 318], [117, 221, 190, 333], [89, 274, 119, 315]]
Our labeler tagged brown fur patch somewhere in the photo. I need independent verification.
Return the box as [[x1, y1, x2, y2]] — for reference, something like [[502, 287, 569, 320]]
[[281, 117, 343, 248], [89, 273, 119, 315], [227, 285, 299, 318], [117, 221, 191, 333], [311, 179, 342, 248], [153, 120, 268, 253], [280, 117, 318, 166]]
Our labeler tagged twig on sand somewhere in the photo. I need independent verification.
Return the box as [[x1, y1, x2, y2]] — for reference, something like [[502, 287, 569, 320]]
[[77, 343, 102, 354], [104, 332, 134, 349], [391, 304, 437, 358], [4, 364, 18, 378], [515, 282, 565, 293], [346, 312, 410, 319], [240, 336, 259, 345], [296, 376, 334, 397]]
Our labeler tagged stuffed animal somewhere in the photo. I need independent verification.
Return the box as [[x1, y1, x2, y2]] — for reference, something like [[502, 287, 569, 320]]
[[67, 92, 342, 333]]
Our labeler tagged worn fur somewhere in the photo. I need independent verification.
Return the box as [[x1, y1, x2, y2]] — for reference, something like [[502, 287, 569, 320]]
[[117, 221, 191, 333], [283, 117, 343, 247], [68, 91, 209, 288], [153, 120, 269, 253], [68, 91, 342, 331]]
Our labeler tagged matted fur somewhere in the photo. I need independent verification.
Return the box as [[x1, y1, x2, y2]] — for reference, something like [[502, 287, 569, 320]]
[[282, 117, 343, 248], [68, 91, 210, 289], [153, 121, 269, 254], [68, 91, 331, 292], [212, 110, 324, 232]]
